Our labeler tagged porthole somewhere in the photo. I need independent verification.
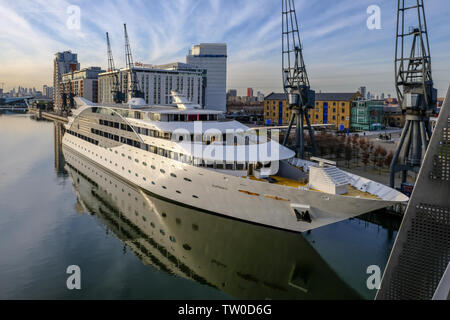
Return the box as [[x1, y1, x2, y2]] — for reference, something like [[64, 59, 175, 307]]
[[184, 178, 192, 182], [192, 195, 199, 199], [160, 229, 165, 235], [135, 159, 139, 163], [143, 162, 147, 166], [176, 190, 181, 194], [170, 173, 177, 178], [151, 165, 156, 170], [162, 213, 167, 218], [183, 244, 191, 251], [128, 170, 131, 174], [128, 156, 132, 160], [143, 177, 147, 181], [150, 222, 155, 228], [169, 236, 176, 243], [162, 186, 167, 189], [160, 169, 165, 174], [192, 224, 199, 231], [151, 181, 155, 185]]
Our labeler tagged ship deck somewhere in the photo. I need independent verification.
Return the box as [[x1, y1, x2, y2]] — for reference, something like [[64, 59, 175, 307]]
[[244, 175, 380, 200]]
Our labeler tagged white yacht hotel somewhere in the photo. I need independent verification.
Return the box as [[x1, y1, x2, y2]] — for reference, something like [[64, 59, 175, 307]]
[[62, 93, 408, 233]]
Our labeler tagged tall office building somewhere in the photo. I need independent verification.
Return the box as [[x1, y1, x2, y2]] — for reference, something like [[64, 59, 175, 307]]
[[186, 43, 227, 111], [53, 51, 80, 111], [358, 86, 367, 99], [257, 91, 265, 102], [61, 67, 104, 105], [42, 85, 54, 99]]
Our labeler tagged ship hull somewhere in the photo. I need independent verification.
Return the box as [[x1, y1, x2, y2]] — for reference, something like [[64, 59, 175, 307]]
[[62, 134, 401, 233]]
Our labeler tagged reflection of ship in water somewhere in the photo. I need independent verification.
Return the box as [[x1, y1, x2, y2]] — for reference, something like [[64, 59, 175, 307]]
[[63, 146, 360, 299], [54, 122, 67, 176]]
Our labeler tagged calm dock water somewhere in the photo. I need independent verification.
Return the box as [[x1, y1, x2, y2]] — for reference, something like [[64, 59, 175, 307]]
[[0, 113, 401, 299]]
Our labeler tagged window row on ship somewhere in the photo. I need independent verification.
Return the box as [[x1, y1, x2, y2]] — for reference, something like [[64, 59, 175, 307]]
[[66, 129, 267, 171], [93, 107, 220, 122], [98, 118, 265, 145]]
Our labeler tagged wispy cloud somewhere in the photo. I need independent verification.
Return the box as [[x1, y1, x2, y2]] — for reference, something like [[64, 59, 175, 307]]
[[0, 0, 449, 97]]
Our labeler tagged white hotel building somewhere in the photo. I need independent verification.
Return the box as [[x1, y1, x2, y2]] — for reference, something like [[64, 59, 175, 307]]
[[98, 63, 206, 106], [98, 43, 227, 111]]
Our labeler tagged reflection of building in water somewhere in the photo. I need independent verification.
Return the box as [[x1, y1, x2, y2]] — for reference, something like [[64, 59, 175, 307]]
[[63, 146, 360, 299], [53, 121, 67, 176]]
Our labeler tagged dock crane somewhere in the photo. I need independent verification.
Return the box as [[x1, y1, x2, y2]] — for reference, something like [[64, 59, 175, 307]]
[[123, 23, 144, 100], [106, 32, 124, 103], [389, 0, 437, 188], [281, 0, 317, 159]]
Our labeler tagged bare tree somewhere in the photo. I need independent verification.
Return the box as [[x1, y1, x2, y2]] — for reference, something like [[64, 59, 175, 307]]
[[385, 151, 394, 168]]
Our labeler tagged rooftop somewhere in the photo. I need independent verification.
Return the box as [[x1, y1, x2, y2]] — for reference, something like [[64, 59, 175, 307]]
[[264, 92, 360, 101], [315, 92, 359, 101]]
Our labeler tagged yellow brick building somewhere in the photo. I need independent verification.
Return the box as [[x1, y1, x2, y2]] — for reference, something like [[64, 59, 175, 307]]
[[264, 92, 361, 130], [263, 93, 292, 126]]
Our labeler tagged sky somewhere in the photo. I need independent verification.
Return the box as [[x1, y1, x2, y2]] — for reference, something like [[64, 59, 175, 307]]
[[0, 0, 449, 97]]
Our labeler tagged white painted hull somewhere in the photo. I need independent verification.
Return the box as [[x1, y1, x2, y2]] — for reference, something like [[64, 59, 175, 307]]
[[62, 134, 404, 233]]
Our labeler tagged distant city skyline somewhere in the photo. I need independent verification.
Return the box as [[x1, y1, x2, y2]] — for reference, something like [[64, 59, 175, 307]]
[[1, 0, 449, 97]]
